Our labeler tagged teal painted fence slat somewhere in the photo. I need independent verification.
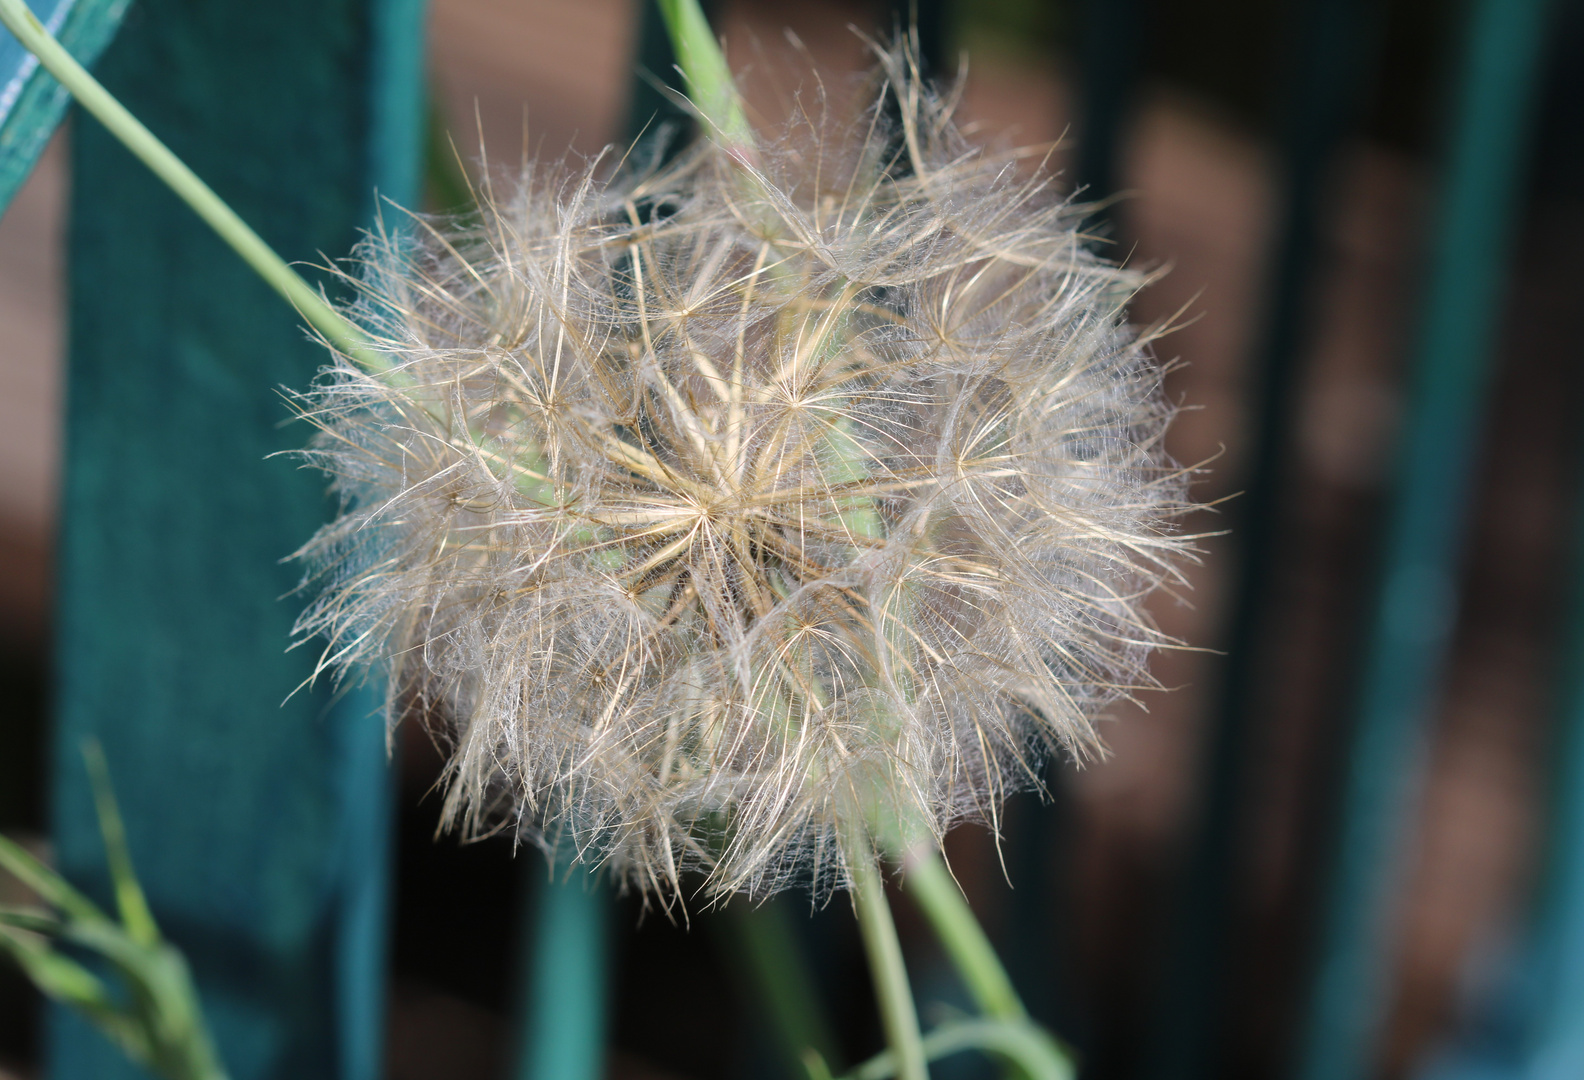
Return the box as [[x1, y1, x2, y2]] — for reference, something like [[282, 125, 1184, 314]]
[[1422, 330, 1584, 1080], [369, 0, 425, 214], [0, 0, 128, 214], [50, 1, 423, 1077], [514, 866, 610, 1080], [333, 12, 425, 1080], [1151, 4, 1385, 1077], [625, 0, 691, 148], [1516, 451, 1584, 1078], [1294, 1, 1553, 1078]]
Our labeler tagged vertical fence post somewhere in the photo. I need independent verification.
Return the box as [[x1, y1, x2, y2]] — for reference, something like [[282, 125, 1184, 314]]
[[1149, 2, 1384, 1078], [1428, 437, 1584, 1076], [50, 1, 424, 1076], [1513, 454, 1584, 1077], [513, 865, 610, 1080], [1294, 1, 1552, 1078], [625, 0, 693, 148], [1076, 0, 1145, 200], [1417, 11, 1584, 1075]]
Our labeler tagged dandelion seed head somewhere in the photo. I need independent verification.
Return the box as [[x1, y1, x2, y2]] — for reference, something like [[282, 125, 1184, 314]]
[[293, 43, 1193, 900]]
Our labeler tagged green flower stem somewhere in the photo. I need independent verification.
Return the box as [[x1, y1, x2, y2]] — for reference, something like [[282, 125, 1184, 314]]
[[654, 0, 753, 154], [0, 0, 382, 371], [845, 1018, 1074, 1080], [851, 851, 929, 1080], [901, 849, 1077, 1080], [902, 851, 1024, 1021], [726, 902, 841, 1076]]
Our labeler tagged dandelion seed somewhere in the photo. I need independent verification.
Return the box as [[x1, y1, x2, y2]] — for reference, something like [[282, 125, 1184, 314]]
[[292, 42, 1193, 900]]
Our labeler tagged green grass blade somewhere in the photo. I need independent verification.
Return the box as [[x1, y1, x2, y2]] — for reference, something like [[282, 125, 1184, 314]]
[[0, 922, 119, 1017], [727, 901, 842, 1075], [82, 738, 160, 946], [58, 920, 229, 1080], [0, 904, 67, 935], [903, 852, 1025, 1021], [0, 832, 105, 923]]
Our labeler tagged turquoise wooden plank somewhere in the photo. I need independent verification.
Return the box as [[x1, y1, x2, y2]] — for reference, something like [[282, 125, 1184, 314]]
[[49, 0, 423, 1077], [369, 0, 425, 215], [1294, 0, 1553, 1078], [1149, 3, 1388, 1078], [625, 0, 692, 147], [1420, 192, 1584, 1080], [1416, 419, 1584, 1080], [0, 0, 128, 213], [514, 866, 610, 1080], [1424, 457, 1584, 1074], [1505, 460, 1584, 1078], [334, 14, 423, 1080]]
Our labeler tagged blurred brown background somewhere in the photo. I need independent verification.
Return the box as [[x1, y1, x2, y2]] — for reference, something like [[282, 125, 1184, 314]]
[[3, 0, 1581, 1078]]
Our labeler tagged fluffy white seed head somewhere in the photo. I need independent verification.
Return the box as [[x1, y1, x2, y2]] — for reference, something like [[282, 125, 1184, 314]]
[[293, 45, 1192, 900]]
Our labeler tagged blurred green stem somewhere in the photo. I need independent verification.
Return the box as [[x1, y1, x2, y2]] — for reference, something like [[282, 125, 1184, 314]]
[[0, 0, 382, 370], [728, 902, 841, 1076], [424, 90, 474, 213], [654, 0, 753, 153], [845, 1018, 1073, 1080], [0, 742, 228, 1080], [901, 849, 1076, 1080], [903, 852, 1024, 1021], [851, 852, 928, 1080]]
